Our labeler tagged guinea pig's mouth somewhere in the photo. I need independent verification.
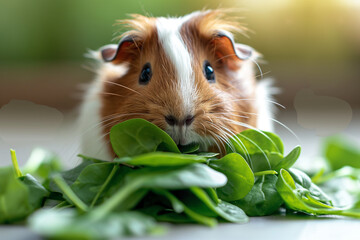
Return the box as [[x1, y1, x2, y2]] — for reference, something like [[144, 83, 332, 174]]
[[165, 128, 215, 153]]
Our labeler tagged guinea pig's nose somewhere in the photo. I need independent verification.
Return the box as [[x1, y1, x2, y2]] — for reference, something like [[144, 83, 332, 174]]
[[184, 115, 195, 126], [165, 115, 195, 126], [165, 115, 178, 126]]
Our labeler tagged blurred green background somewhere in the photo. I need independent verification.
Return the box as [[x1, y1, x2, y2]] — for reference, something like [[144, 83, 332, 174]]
[[1, 0, 359, 110]]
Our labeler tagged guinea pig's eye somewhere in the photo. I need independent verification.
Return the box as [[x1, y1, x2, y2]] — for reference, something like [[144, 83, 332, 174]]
[[139, 62, 152, 85], [203, 61, 215, 83]]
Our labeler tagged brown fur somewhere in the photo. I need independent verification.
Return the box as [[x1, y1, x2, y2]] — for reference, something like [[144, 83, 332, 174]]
[[99, 10, 258, 157]]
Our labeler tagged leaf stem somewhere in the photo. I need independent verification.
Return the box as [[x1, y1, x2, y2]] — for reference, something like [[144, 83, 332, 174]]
[[10, 149, 22, 177], [254, 170, 278, 176], [53, 201, 72, 209], [91, 178, 144, 220], [53, 174, 88, 212], [90, 165, 119, 208]]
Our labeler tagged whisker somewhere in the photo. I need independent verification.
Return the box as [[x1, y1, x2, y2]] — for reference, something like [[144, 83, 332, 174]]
[[79, 112, 150, 139], [210, 118, 270, 169], [206, 121, 235, 153], [211, 112, 249, 119], [98, 92, 125, 98], [207, 130, 223, 156], [199, 122, 207, 134], [102, 80, 141, 95], [207, 119, 251, 162], [214, 53, 238, 63], [209, 98, 286, 109], [238, 133, 271, 169], [214, 53, 264, 80], [229, 111, 300, 144], [255, 70, 271, 79], [220, 123, 251, 162], [215, 116, 282, 153], [250, 58, 263, 79]]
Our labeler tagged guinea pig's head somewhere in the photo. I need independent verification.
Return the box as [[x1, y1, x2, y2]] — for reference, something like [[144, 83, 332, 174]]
[[95, 10, 262, 156]]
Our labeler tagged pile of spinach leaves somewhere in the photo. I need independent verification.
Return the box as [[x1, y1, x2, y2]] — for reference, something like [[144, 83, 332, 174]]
[[1, 118, 359, 239]]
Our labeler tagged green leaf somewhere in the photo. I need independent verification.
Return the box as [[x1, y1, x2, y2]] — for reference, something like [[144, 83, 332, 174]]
[[115, 152, 206, 166], [276, 169, 360, 218], [46, 159, 97, 194], [23, 148, 62, 180], [19, 174, 49, 209], [92, 164, 227, 220], [153, 189, 217, 227], [272, 146, 301, 172], [168, 187, 248, 224], [0, 167, 32, 223], [189, 187, 248, 223], [208, 153, 254, 201], [231, 175, 283, 216], [313, 166, 360, 184], [226, 130, 288, 173], [126, 164, 227, 190], [178, 142, 200, 153], [69, 163, 118, 205], [324, 136, 360, 170], [228, 129, 284, 156], [287, 168, 332, 206], [110, 118, 180, 157], [28, 209, 164, 239]]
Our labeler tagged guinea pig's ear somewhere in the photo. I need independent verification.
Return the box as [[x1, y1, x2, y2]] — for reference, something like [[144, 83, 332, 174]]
[[101, 35, 138, 63], [212, 32, 252, 70]]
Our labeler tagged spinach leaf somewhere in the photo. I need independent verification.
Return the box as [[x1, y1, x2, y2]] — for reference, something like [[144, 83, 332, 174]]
[[287, 168, 332, 206], [228, 129, 284, 156], [45, 159, 97, 194], [110, 118, 180, 157], [0, 167, 32, 223], [189, 187, 248, 223], [226, 130, 299, 173], [28, 208, 164, 239], [324, 136, 360, 170], [125, 163, 227, 190], [272, 146, 301, 172], [115, 152, 206, 166], [208, 153, 254, 201], [276, 169, 360, 218], [69, 163, 118, 205], [178, 142, 200, 153], [153, 189, 218, 227], [231, 175, 283, 216], [19, 174, 49, 209], [68, 162, 142, 210], [23, 148, 62, 180], [167, 187, 248, 224], [313, 166, 360, 184], [91, 163, 227, 220]]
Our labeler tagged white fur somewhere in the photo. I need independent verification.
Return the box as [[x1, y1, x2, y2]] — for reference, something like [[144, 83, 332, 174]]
[[156, 14, 202, 146], [79, 50, 129, 160], [255, 79, 278, 132], [156, 16, 197, 113]]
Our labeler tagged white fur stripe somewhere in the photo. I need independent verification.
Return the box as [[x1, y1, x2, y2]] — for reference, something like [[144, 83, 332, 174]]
[[156, 16, 196, 113]]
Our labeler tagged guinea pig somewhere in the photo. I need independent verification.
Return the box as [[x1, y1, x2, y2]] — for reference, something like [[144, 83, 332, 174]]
[[79, 10, 275, 161]]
